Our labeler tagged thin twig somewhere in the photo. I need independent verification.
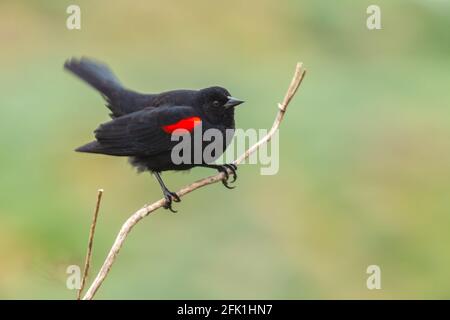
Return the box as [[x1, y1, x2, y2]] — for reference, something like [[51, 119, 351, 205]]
[[82, 62, 306, 300], [77, 189, 103, 300]]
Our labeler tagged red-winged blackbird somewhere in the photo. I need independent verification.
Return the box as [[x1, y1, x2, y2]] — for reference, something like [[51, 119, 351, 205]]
[[65, 57, 244, 212]]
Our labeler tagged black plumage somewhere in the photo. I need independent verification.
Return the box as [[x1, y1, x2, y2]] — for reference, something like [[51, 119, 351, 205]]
[[65, 57, 244, 211]]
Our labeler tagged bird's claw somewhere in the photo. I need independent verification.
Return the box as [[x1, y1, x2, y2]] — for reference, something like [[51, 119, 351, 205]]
[[223, 164, 237, 183], [217, 164, 238, 189], [162, 190, 180, 213]]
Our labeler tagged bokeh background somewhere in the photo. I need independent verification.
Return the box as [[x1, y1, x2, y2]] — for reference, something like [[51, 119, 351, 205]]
[[0, 0, 449, 299]]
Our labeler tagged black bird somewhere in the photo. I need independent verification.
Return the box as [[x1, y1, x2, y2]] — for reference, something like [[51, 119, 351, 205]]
[[65, 57, 244, 212]]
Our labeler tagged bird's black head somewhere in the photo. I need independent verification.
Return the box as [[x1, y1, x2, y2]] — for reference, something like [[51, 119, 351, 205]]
[[198, 86, 244, 125]]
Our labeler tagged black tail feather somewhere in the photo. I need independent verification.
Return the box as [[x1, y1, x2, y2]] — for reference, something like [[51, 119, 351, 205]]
[[65, 57, 152, 117], [64, 57, 123, 96]]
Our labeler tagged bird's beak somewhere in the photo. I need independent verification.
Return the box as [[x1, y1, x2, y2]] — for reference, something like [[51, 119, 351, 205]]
[[224, 96, 245, 108]]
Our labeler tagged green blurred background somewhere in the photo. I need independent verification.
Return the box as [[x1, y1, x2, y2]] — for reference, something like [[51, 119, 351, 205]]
[[0, 0, 449, 299]]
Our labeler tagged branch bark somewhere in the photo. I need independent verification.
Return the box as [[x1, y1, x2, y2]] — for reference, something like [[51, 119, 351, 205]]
[[77, 189, 103, 299], [82, 62, 306, 300]]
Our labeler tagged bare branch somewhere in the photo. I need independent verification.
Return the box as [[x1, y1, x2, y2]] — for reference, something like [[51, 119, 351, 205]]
[[77, 189, 103, 300], [82, 62, 306, 300]]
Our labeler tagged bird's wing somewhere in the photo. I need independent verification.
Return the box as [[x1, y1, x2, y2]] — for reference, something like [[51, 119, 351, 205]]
[[79, 106, 202, 156]]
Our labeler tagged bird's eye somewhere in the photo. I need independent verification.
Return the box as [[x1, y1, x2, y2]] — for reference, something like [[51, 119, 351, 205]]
[[212, 100, 220, 107]]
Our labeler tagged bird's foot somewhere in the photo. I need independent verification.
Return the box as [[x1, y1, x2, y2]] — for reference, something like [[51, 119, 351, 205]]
[[162, 189, 180, 213], [217, 163, 238, 189]]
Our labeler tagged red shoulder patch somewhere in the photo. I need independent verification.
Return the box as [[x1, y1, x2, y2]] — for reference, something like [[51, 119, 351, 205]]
[[162, 116, 202, 134]]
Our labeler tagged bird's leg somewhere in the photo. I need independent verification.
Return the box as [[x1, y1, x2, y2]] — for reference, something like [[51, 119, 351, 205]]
[[153, 172, 180, 213], [200, 164, 238, 189]]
